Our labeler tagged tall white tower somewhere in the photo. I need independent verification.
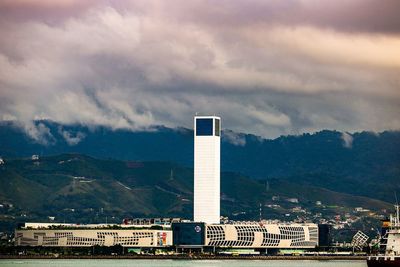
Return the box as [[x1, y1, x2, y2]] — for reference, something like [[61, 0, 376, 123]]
[[194, 115, 221, 224]]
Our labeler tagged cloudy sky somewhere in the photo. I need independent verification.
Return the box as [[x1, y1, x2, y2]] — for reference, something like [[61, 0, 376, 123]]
[[0, 0, 399, 140]]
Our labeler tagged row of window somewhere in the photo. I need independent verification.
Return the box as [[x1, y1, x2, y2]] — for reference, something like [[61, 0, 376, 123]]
[[19, 231, 157, 246], [209, 240, 255, 247], [291, 241, 317, 247], [206, 226, 316, 247], [55, 232, 73, 237]]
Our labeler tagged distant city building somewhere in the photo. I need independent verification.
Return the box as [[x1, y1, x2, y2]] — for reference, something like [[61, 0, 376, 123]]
[[286, 198, 299, 204], [354, 207, 370, 212], [272, 196, 280, 201], [122, 217, 183, 226], [292, 207, 306, 213], [193, 115, 221, 224]]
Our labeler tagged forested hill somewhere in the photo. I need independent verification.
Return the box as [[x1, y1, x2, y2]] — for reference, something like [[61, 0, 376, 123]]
[[0, 154, 391, 226], [0, 121, 399, 202]]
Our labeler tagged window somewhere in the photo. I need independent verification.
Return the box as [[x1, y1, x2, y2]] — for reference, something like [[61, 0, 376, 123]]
[[214, 119, 220, 136], [196, 118, 213, 136]]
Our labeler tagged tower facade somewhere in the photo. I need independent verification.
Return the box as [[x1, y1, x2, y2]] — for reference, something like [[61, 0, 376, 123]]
[[193, 115, 221, 224]]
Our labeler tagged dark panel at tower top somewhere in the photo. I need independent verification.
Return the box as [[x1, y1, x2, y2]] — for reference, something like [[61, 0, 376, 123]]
[[196, 118, 213, 136]]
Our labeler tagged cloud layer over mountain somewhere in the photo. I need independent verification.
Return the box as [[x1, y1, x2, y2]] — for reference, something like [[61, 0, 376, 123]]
[[0, 0, 399, 138]]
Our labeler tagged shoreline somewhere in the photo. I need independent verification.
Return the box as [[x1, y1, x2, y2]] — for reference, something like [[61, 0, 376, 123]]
[[0, 255, 367, 260]]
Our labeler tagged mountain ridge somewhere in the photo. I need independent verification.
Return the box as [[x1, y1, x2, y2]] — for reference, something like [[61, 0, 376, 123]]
[[0, 153, 391, 217], [0, 121, 399, 204]]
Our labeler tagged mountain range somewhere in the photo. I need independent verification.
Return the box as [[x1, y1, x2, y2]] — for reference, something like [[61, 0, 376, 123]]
[[0, 154, 392, 234], [0, 121, 399, 203], [0, 120, 399, 241]]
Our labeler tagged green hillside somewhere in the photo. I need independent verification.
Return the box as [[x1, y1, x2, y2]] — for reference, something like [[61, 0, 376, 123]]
[[0, 154, 392, 240], [1, 122, 399, 204]]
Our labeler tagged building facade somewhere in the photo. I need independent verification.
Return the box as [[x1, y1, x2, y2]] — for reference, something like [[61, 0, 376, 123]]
[[205, 223, 318, 248], [172, 222, 206, 246], [15, 228, 172, 247], [173, 222, 319, 249], [16, 222, 321, 249], [194, 115, 221, 224]]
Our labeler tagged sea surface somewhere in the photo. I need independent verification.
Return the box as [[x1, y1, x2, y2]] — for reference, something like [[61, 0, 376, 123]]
[[0, 259, 367, 267]]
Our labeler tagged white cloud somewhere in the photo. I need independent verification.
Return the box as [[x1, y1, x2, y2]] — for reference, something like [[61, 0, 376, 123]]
[[222, 130, 246, 146], [58, 127, 86, 146], [22, 122, 55, 145], [341, 132, 354, 148]]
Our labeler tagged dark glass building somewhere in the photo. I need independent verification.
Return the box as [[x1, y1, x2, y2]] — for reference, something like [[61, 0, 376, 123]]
[[172, 222, 206, 246]]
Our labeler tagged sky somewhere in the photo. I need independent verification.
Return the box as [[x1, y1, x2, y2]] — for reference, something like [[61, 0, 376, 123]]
[[0, 0, 399, 141]]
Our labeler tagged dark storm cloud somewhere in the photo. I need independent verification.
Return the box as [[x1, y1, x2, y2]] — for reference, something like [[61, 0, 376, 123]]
[[2, 0, 400, 33], [0, 0, 399, 141], [180, 0, 400, 34]]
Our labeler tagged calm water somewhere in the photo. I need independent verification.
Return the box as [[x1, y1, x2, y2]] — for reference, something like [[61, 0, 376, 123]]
[[0, 259, 367, 267]]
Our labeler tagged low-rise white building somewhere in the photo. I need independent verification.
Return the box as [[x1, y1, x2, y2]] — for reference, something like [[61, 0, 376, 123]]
[[15, 223, 172, 247], [206, 223, 319, 248], [172, 222, 320, 249]]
